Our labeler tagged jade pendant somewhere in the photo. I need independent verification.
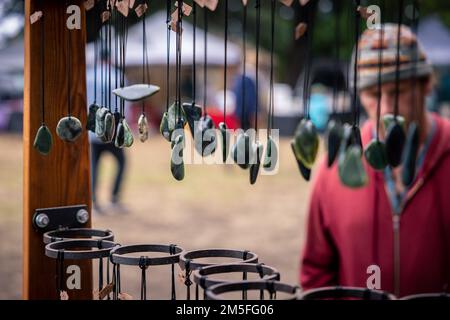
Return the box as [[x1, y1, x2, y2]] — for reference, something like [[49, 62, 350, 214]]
[[219, 122, 230, 163], [160, 111, 171, 141], [385, 121, 406, 168], [194, 115, 216, 157], [103, 111, 116, 143], [326, 120, 343, 167], [291, 141, 310, 181], [338, 144, 368, 188], [401, 122, 420, 186], [250, 141, 263, 185], [182, 102, 202, 138], [364, 139, 388, 170], [87, 103, 99, 132], [114, 121, 125, 148], [138, 114, 149, 143], [263, 135, 278, 171], [33, 124, 53, 155], [122, 119, 134, 148], [292, 119, 319, 169], [232, 132, 253, 169], [383, 114, 405, 132], [171, 134, 185, 181], [95, 107, 108, 138], [56, 116, 82, 142]]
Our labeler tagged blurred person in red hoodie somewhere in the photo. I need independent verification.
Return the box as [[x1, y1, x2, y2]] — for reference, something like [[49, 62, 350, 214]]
[[300, 24, 450, 297]]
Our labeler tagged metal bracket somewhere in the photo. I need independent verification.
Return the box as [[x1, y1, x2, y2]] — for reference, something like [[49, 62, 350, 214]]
[[32, 204, 90, 232]]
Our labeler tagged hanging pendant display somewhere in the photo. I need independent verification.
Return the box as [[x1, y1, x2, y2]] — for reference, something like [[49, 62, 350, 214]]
[[33, 125, 53, 155], [291, 141, 310, 181], [138, 113, 149, 142], [250, 141, 263, 185], [122, 118, 134, 148], [232, 132, 254, 170], [263, 136, 278, 170], [171, 134, 185, 181], [56, 116, 83, 142], [292, 119, 319, 169], [114, 120, 125, 148], [160, 111, 171, 141], [326, 120, 343, 167], [401, 122, 420, 186]]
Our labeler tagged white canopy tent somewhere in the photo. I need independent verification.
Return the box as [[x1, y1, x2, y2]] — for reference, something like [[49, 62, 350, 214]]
[[86, 11, 241, 67]]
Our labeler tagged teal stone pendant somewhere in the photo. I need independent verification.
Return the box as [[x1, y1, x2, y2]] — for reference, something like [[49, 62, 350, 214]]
[[232, 132, 253, 169], [33, 124, 53, 155], [182, 102, 202, 138], [326, 120, 343, 167], [87, 103, 99, 132], [401, 122, 420, 186], [219, 122, 230, 163], [250, 141, 263, 185], [338, 144, 368, 188], [56, 116, 83, 142], [171, 134, 185, 181], [160, 111, 171, 141], [291, 141, 310, 181], [194, 115, 216, 157], [263, 135, 278, 171], [385, 120, 406, 168], [138, 114, 149, 143], [364, 139, 388, 170], [292, 119, 319, 169], [122, 119, 134, 148], [114, 120, 125, 148]]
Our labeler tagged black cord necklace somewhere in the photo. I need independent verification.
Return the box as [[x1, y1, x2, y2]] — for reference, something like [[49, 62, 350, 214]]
[[219, 0, 230, 163], [33, 4, 53, 155]]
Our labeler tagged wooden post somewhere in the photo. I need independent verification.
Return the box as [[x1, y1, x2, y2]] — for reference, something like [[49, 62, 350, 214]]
[[23, 0, 93, 299]]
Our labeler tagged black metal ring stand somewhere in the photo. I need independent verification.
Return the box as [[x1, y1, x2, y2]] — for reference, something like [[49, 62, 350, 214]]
[[193, 262, 279, 300], [43, 228, 114, 244], [110, 244, 184, 300], [206, 280, 300, 300], [179, 248, 258, 300], [45, 239, 118, 300], [300, 286, 396, 300], [400, 292, 450, 300]]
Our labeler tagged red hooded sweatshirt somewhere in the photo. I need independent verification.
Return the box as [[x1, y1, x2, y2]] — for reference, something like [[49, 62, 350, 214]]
[[300, 113, 450, 298]]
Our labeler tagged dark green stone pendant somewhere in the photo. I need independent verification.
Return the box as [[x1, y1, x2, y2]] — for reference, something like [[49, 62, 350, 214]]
[[401, 122, 420, 186], [364, 139, 388, 170], [87, 103, 99, 132], [291, 141, 310, 181], [95, 107, 108, 138], [263, 136, 278, 171], [250, 141, 263, 185], [385, 121, 406, 168], [122, 119, 134, 148], [56, 116, 83, 142], [182, 102, 202, 138], [232, 132, 253, 169], [168, 102, 186, 135], [103, 111, 116, 143], [160, 111, 171, 141], [326, 120, 343, 167], [171, 134, 185, 181], [114, 121, 125, 148], [33, 124, 53, 155], [138, 114, 149, 142], [292, 119, 319, 169], [194, 115, 216, 157], [219, 122, 230, 163], [338, 144, 368, 188]]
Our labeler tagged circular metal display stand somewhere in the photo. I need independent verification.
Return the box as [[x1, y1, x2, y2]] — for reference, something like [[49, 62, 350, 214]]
[[45, 239, 117, 260], [206, 280, 300, 300], [300, 286, 396, 300], [110, 244, 184, 300], [400, 292, 450, 300], [179, 248, 259, 300], [43, 228, 114, 244]]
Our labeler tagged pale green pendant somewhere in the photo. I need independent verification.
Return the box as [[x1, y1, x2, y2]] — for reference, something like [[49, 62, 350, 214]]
[[263, 135, 278, 171], [138, 114, 149, 143], [291, 141, 311, 181], [56, 116, 83, 142], [113, 84, 160, 101], [338, 145, 368, 188], [250, 141, 263, 185], [122, 119, 134, 148], [171, 134, 185, 181], [292, 119, 319, 169], [103, 111, 115, 143], [232, 132, 253, 169], [33, 124, 53, 155], [382, 114, 405, 132], [160, 111, 171, 141], [219, 122, 230, 163], [364, 139, 388, 170]]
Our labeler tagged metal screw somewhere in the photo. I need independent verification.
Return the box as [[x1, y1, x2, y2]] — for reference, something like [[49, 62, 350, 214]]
[[76, 209, 89, 224], [35, 213, 50, 229]]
